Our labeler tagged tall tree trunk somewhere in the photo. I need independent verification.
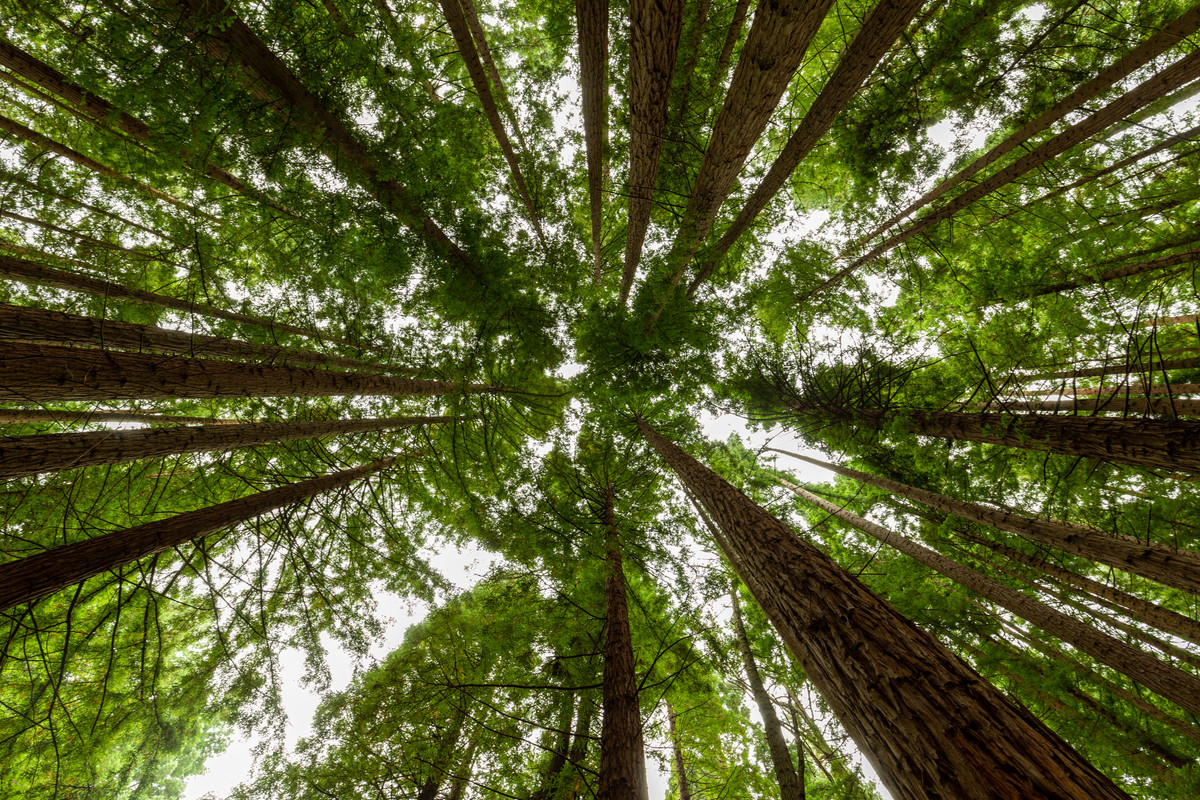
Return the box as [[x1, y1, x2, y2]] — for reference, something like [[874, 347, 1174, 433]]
[[666, 704, 692, 800], [416, 702, 469, 800], [0, 166, 165, 236], [0, 251, 370, 351], [1025, 356, 1200, 381], [0, 343, 483, 402], [597, 484, 650, 800], [854, 7, 1200, 245], [815, 46, 1200, 299], [1027, 247, 1200, 298], [781, 478, 1200, 717], [0, 303, 397, 373], [730, 581, 803, 800], [0, 455, 397, 609], [1015, 383, 1200, 398], [979, 395, 1200, 416], [691, 0, 925, 296], [563, 697, 596, 800], [770, 448, 1200, 595], [636, 417, 1130, 800], [0, 407, 237, 427], [0, 208, 166, 260], [532, 692, 578, 800], [708, 0, 750, 95], [0, 415, 451, 478], [669, 0, 711, 131], [446, 724, 482, 800], [619, 0, 685, 305], [576, 0, 609, 283]]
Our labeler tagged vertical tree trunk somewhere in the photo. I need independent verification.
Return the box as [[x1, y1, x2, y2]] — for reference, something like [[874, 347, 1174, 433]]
[[416, 702, 469, 800], [532, 692, 578, 800], [446, 725, 482, 800], [619, 0, 685, 304], [708, 0, 750, 95], [0, 408, 237, 427], [0, 455, 398, 609], [637, 417, 1130, 800], [597, 484, 650, 800], [770, 448, 1200, 594], [563, 697, 596, 800], [666, 704, 692, 800], [781, 478, 1200, 716], [576, 0, 609, 283], [0, 343, 481, 402], [0, 415, 451, 478], [730, 581, 803, 800]]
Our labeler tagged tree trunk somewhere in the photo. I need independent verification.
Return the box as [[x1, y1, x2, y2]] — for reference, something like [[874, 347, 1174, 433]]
[[730, 581, 803, 800], [0, 407, 237, 427], [0, 166, 165, 236], [692, 0, 924, 296], [1015, 384, 1200, 398], [446, 725, 481, 800], [669, 0, 711, 131], [637, 418, 1130, 800], [0, 415, 451, 478], [619, 0, 685, 305], [666, 703, 692, 800], [854, 7, 1200, 245], [416, 702, 469, 800], [0, 455, 397, 609], [0, 303, 397, 373], [563, 697, 596, 800], [980, 395, 1200, 416], [597, 484, 649, 800], [708, 0, 750, 96], [1025, 356, 1200, 381], [576, 0, 609, 283], [770, 448, 1200, 595], [532, 692, 578, 800], [0, 251, 370, 351], [0, 343, 482, 402], [1028, 247, 1200, 298]]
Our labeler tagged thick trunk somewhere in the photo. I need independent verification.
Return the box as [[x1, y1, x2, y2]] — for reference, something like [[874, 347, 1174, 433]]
[[855, 7, 1200, 245], [817, 46, 1200, 298], [0, 303, 396, 373], [0, 415, 450, 478], [0, 343, 480, 402], [637, 418, 1130, 800], [597, 485, 649, 800], [619, 0, 685, 304], [771, 448, 1200, 595], [0, 455, 396, 609], [0, 408, 236, 426], [730, 582, 803, 800], [782, 479, 1200, 716], [576, 0, 609, 282], [666, 704, 692, 800], [692, 0, 924, 295], [0, 251, 369, 351]]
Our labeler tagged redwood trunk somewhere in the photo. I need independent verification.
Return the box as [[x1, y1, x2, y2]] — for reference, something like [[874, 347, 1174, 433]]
[[0, 415, 450, 478], [666, 704, 691, 800], [0, 343, 479, 402], [731, 582, 803, 800], [0, 408, 236, 426], [576, 0, 609, 282], [0, 456, 397, 609], [638, 418, 1129, 800], [416, 702, 468, 800], [982, 396, 1200, 416], [532, 693, 577, 800]]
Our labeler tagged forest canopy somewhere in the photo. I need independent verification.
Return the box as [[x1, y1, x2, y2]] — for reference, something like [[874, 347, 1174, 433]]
[[1, 0, 1200, 798]]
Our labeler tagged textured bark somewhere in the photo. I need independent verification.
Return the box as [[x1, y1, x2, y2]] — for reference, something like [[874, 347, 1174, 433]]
[[0, 455, 396, 609], [771, 448, 1200, 595], [0, 407, 236, 426], [816, 46, 1200, 298], [0, 415, 450, 478], [1015, 383, 1200, 398], [782, 479, 1200, 717], [730, 582, 803, 800], [981, 395, 1200, 416], [666, 704, 692, 800], [0, 343, 483, 402], [691, 0, 924, 295], [0, 303, 396, 373], [446, 726, 481, 800], [638, 418, 1130, 800], [597, 485, 649, 800], [670, 0, 711, 131], [855, 7, 1200, 245], [1028, 247, 1200, 298], [576, 0, 609, 282], [620, 0, 685, 305], [0, 251, 368, 351], [438, 0, 543, 239]]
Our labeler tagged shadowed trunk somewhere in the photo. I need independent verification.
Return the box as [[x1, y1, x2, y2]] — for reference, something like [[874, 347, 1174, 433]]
[[0, 408, 237, 427], [666, 704, 692, 800], [576, 0, 609, 282]]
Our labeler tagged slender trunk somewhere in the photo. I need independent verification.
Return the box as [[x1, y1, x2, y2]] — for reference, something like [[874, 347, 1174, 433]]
[[979, 395, 1200, 416], [781, 697, 807, 798], [619, 0, 685, 304], [562, 697, 596, 800], [0, 407, 237, 426], [770, 448, 1200, 594], [460, 0, 524, 149], [0, 455, 397, 609], [0, 167, 165, 236], [597, 484, 649, 800], [669, 0, 711, 131], [446, 726, 481, 800], [1025, 356, 1200, 381], [0, 415, 451, 478], [0, 343, 482, 402], [0, 303, 397, 373], [576, 0, 609, 283], [0, 208, 164, 260], [0, 251, 370, 351], [730, 581, 803, 800], [816, 46, 1200, 298], [854, 7, 1200, 245], [637, 418, 1130, 800], [692, 0, 924, 296], [532, 692, 578, 800], [666, 704, 691, 800], [708, 0, 750, 97], [1015, 383, 1200, 398], [416, 702, 469, 800], [1028, 247, 1200, 298]]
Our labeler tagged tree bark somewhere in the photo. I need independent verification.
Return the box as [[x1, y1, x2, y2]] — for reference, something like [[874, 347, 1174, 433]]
[[0, 407, 237, 427], [1015, 384, 1200, 398], [620, 0, 685, 305], [597, 484, 649, 800], [708, 0, 750, 96], [666, 703, 692, 800], [781, 478, 1200, 717], [637, 418, 1130, 800], [0, 455, 397, 609], [1027, 247, 1200, 298], [532, 692, 578, 800], [1025, 356, 1200, 381], [0, 343, 483, 402], [576, 0, 609, 283], [770, 448, 1200, 595], [446, 725, 481, 800], [0, 415, 451, 478], [730, 581, 803, 800], [980, 395, 1200, 416], [563, 697, 596, 800], [692, 0, 925, 295]]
